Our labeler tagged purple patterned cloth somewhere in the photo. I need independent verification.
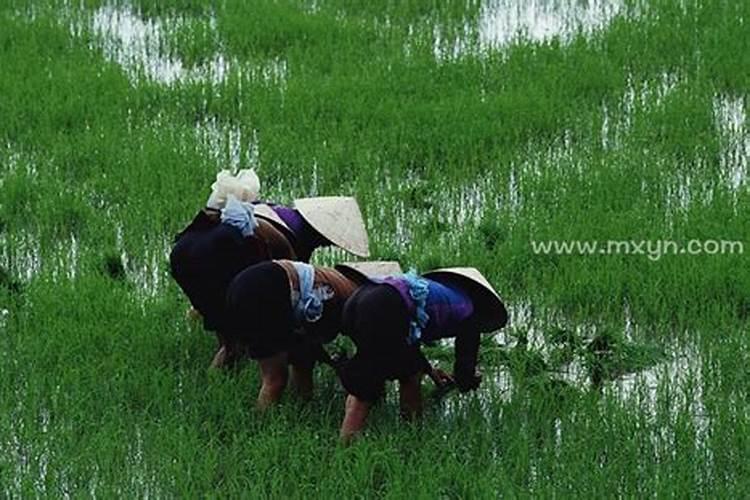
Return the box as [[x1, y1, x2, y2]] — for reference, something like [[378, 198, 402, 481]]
[[253, 201, 329, 261], [376, 276, 474, 341]]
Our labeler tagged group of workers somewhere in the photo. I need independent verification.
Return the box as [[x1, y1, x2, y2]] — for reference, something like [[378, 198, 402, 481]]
[[169, 170, 508, 441]]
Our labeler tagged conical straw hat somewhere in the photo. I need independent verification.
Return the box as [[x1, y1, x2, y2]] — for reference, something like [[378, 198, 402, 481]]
[[335, 261, 402, 284], [423, 267, 508, 332], [294, 197, 370, 257], [252, 203, 290, 231]]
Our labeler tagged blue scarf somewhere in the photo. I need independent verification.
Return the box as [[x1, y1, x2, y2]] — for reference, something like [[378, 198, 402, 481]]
[[220, 195, 258, 237], [403, 270, 430, 345], [291, 262, 334, 324]]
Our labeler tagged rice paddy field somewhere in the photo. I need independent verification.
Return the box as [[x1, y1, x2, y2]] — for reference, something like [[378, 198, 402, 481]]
[[1, 0, 749, 496]]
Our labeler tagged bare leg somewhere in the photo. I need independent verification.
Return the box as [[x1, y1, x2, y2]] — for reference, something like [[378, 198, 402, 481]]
[[340, 395, 372, 443], [398, 372, 423, 420], [210, 332, 234, 369], [186, 307, 202, 321], [290, 364, 314, 400], [257, 352, 289, 410], [210, 345, 228, 369]]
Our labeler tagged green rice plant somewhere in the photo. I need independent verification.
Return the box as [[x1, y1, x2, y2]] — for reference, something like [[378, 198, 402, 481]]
[[0, 0, 748, 496]]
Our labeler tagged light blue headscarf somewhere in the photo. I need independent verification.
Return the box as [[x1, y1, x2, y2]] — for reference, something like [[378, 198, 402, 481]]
[[291, 262, 334, 324], [403, 269, 430, 345], [220, 195, 258, 237]]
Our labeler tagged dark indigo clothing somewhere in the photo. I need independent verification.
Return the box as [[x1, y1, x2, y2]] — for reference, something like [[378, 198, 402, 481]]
[[224, 261, 296, 359], [174, 209, 219, 238], [376, 276, 474, 342], [170, 208, 301, 333], [224, 261, 354, 362], [339, 281, 481, 402], [170, 211, 271, 332], [339, 284, 426, 402]]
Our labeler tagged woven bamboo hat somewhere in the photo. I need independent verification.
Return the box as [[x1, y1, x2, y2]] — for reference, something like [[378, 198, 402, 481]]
[[423, 267, 508, 332], [335, 261, 402, 284], [294, 197, 370, 257], [252, 203, 290, 231]]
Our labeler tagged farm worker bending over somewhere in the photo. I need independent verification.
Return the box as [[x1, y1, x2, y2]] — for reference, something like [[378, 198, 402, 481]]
[[169, 169, 371, 368], [336, 267, 508, 441], [224, 260, 401, 407]]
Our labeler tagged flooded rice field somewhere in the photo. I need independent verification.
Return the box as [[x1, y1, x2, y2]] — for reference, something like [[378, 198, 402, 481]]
[[1, 0, 748, 496]]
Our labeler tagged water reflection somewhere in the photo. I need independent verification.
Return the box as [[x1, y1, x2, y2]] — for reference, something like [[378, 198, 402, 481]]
[[1, 233, 82, 286], [449, 302, 708, 439], [0, 308, 8, 331], [91, 5, 229, 85], [50, 235, 79, 283], [602, 72, 681, 150], [11, 235, 41, 282], [87, 5, 288, 87], [194, 118, 260, 172], [130, 236, 172, 302], [434, 0, 631, 59], [609, 340, 707, 437], [477, 0, 625, 49], [713, 94, 748, 191]]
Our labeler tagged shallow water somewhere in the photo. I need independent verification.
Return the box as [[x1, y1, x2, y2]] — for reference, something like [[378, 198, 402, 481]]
[[0, 232, 84, 286], [713, 94, 748, 191], [194, 118, 260, 173], [10, 235, 41, 282], [434, 0, 631, 59], [3, 1, 743, 494], [130, 236, 172, 302], [476, 0, 626, 49], [602, 72, 682, 151], [86, 4, 289, 88], [473, 303, 707, 433], [50, 235, 79, 283], [0, 308, 8, 332], [90, 5, 229, 85], [609, 340, 707, 436]]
